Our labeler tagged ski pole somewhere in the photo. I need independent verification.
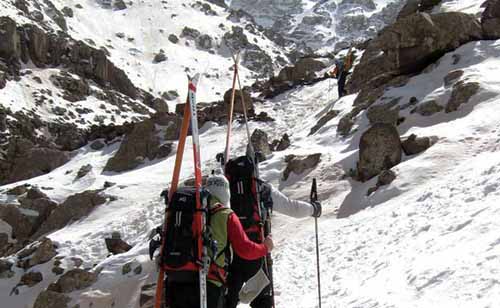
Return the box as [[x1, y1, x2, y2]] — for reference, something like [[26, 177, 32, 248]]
[[311, 179, 322, 308]]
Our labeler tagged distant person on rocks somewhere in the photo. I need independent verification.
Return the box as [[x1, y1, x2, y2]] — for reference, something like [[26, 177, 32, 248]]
[[330, 48, 354, 98]]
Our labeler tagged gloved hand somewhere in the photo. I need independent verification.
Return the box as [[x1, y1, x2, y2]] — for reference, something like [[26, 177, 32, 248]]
[[264, 235, 274, 252], [311, 201, 322, 218]]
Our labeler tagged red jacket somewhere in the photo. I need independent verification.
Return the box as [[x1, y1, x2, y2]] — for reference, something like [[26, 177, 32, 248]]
[[227, 212, 268, 260]]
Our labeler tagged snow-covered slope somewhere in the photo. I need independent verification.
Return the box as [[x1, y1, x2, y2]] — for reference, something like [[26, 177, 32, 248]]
[[2, 0, 500, 308]]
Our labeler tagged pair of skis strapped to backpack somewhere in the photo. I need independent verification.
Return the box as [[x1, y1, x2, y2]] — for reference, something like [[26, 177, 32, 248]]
[[154, 74, 209, 308], [224, 52, 276, 308]]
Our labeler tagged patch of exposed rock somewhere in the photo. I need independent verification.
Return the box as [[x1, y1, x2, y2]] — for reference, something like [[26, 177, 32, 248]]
[[282, 154, 321, 181], [33, 290, 71, 308], [32, 190, 108, 239], [104, 119, 160, 172], [348, 12, 483, 109], [250, 129, 272, 158], [445, 81, 480, 113], [47, 268, 98, 293], [401, 134, 434, 155], [309, 110, 340, 135], [357, 123, 402, 182]]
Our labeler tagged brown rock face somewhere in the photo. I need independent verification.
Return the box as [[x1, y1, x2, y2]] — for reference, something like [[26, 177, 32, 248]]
[[105, 238, 132, 255], [20, 271, 43, 287], [398, 0, 443, 19], [223, 89, 254, 115], [401, 134, 433, 155], [250, 129, 272, 158], [366, 100, 400, 125], [18, 238, 58, 269], [48, 269, 97, 293], [104, 119, 160, 172], [33, 290, 71, 308], [482, 0, 500, 39], [309, 110, 340, 135], [410, 100, 444, 116], [276, 58, 326, 83], [443, 69, 464, 87], [50, 71, 90, 102], [282, 154, 321, 181], [348, 12, 482, 103], [445, 81, 480, 113], [33, 190, 107, 239], [357, 124, 402, 182], [0, 17, 21, 61]]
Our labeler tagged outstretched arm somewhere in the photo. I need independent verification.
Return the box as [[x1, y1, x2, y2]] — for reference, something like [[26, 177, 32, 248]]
[[268, 184, 314, 218]]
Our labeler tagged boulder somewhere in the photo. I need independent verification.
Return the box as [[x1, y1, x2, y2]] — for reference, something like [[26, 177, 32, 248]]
[[401, 134, 433, 155], [309, 110, 340, 135], [6, 184, 30, 196], [2, 138, 70, 185], [377, 169, 397, 186], [105, 238, 132, 255], [153, 50, 167, 63], [25, 24, 49, 67], [32, 190, 107, 239], [48, 269, 98, 293], [33, 290, 71, 308], [398, 0, 443, 19], [104, 119, 160, 172], [168, 34, 179, 44], [282, 154, 322, 181], [61, 7, 74, 17], [337, 115, 355, 136], [366, 99, 400, 125], [0, 204, 35, 241], [250, 129, 272, 158], [19, 197, 58, 233], [157, 143, 174, 158], [410, 100, 444, 116], [223, 89, 254, 115], [114, 0, 127, 10], [0, 259, 15, 279], [482, 0, 500, 39], [0, 17, 21, 61], [20, 271, 43, 287], [445, 81, 480, 113], [90, 140, 105, 150], [357, 124, 402, 181], [444, 69, 464, 87], [50, 71, 90, 102], [274, 134, 291, 152], [196, 34, 213, 50], [181, 27, 201, 39], [276, 58, 327, 83], [75, 164, 93, 180], [17, 238, 57, 269], [348, 12, 483, 106]]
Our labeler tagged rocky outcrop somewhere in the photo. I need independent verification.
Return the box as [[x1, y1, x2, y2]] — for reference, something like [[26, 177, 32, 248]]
[[366, 100, 400, 125], [50, 71, 90, 102], [104, 119, 160, 172], [1, 138, 71, 185], [260, 57, 327, 98], [445, 81, 480, 113], [105, 233, 132, 255], [282, 154, 321, 181], [0, 17, 21, 62], [482, 0, 500, 39], [33, 290, 71, 308], [48, 269, 98, 293], [20, 271, 43, 287], [0, 259, 15, 279], [401, 134, 433, 155], [309, 110, 340, 135], [17, 238, 57, 269], [32, 190, 108, 239], [397, 0, 443, 19], [444, 69, 464, 87], [75, 164, 93, 180], [223, 89, 254, 115], [410, 100, 444, 116], [348, 12, 483, 107], [250, 129, 272, 158], [271, 134, 291, 152], [357, 124, 402, 181]]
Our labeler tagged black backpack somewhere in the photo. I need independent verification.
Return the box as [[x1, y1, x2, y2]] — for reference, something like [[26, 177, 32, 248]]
[[225, 155, 272, 240], [162, 186, 209, 281]]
